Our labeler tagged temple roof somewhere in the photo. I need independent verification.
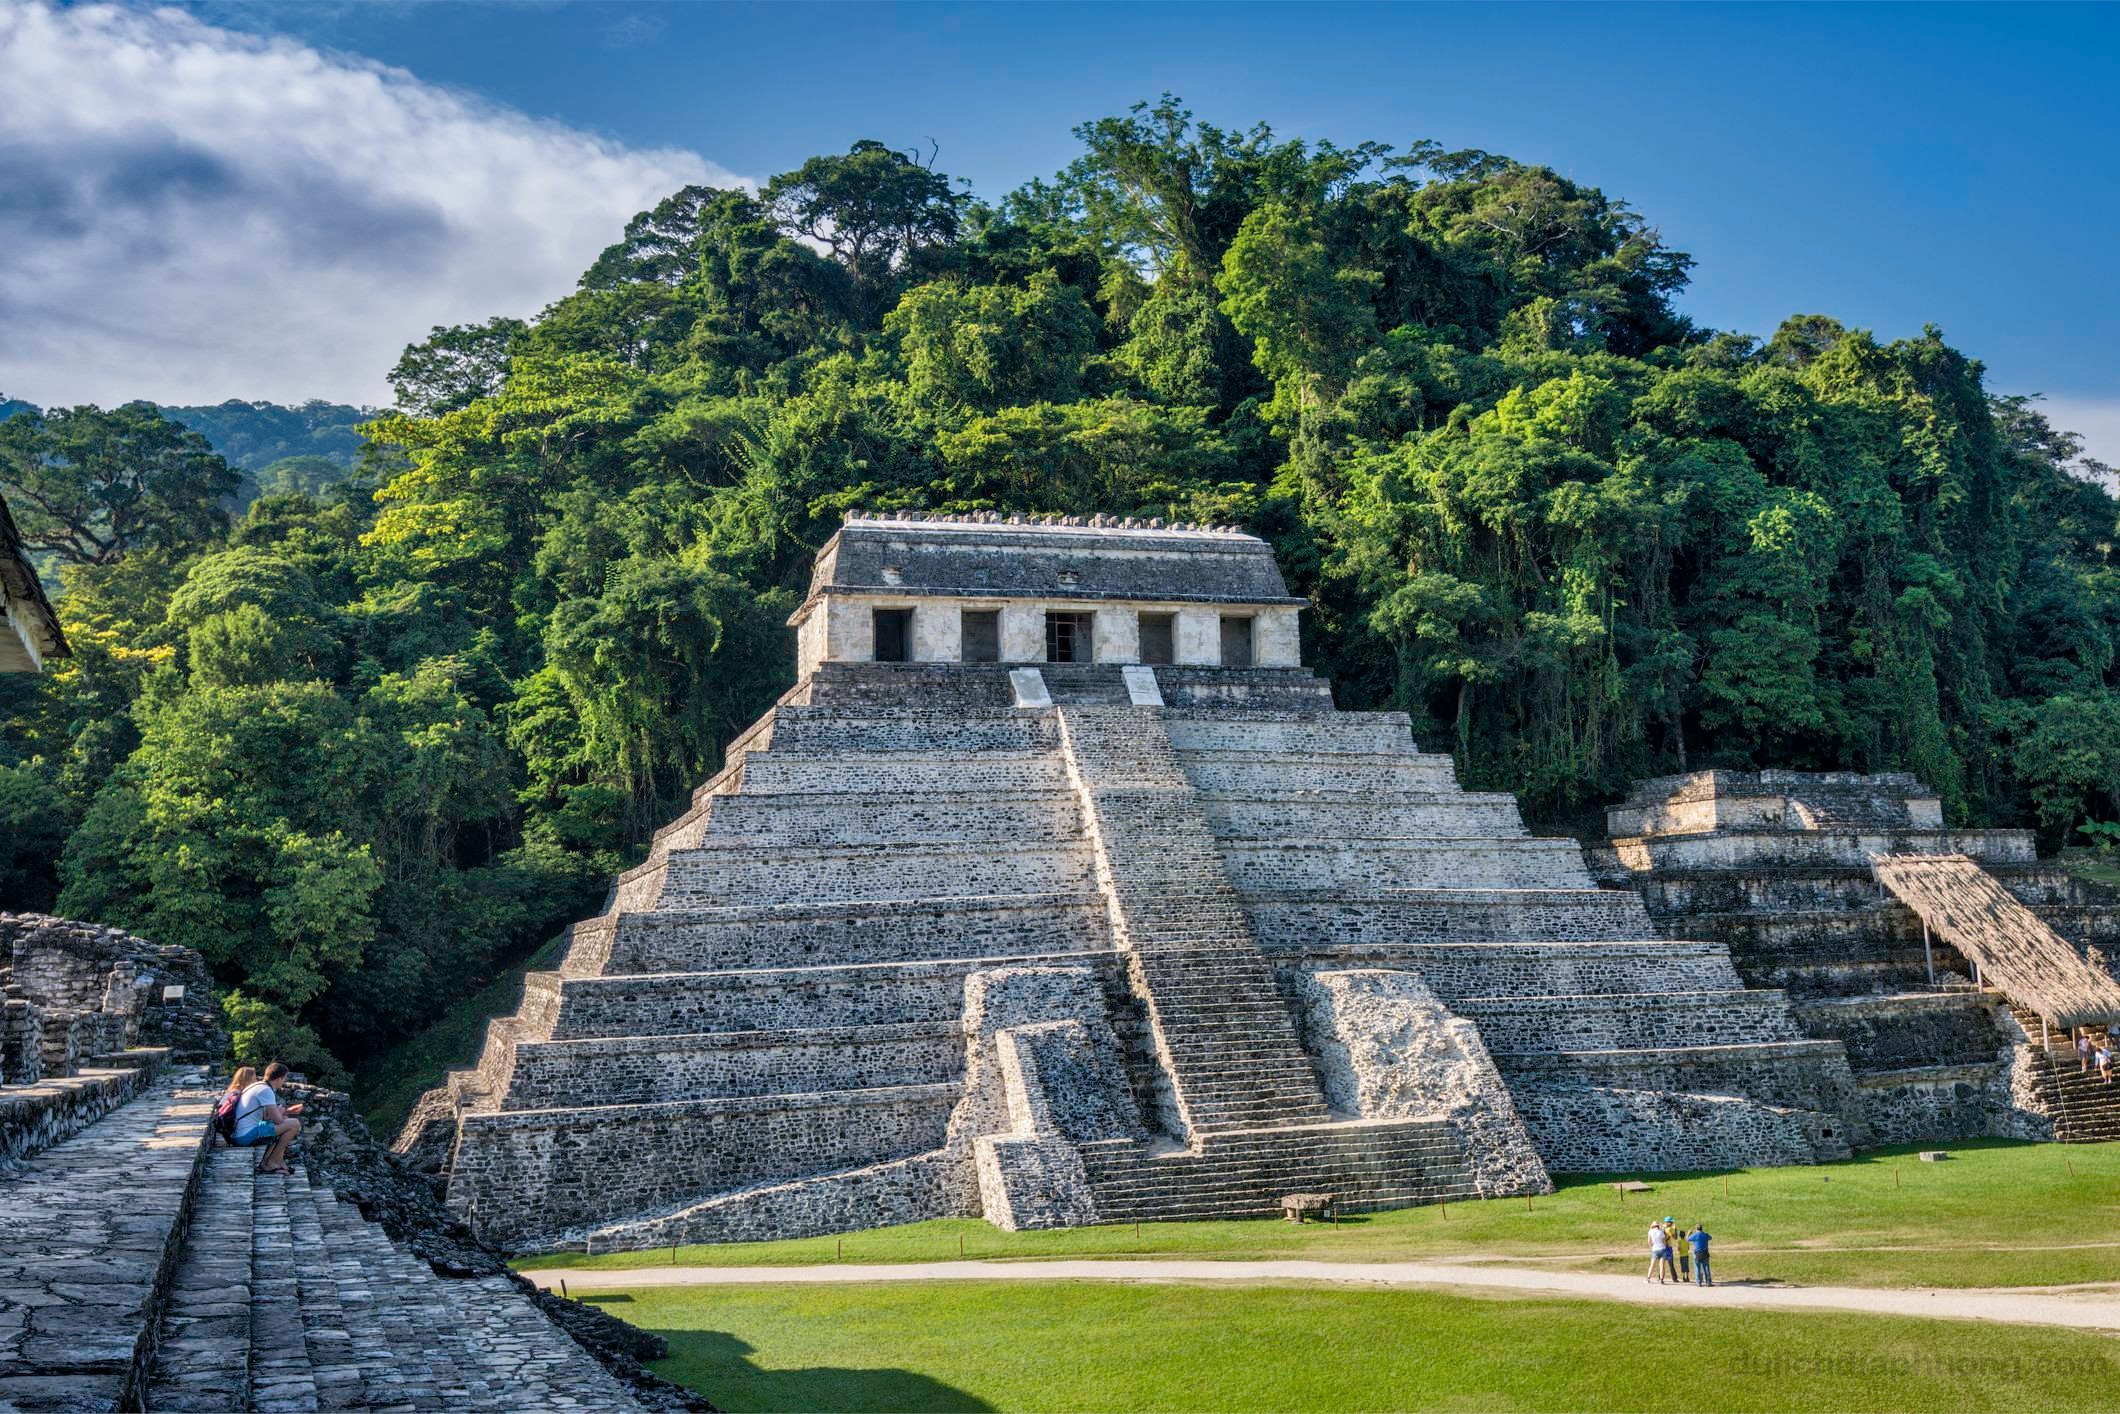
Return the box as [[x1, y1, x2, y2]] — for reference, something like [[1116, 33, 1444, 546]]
[[0, 490, 66, 671], [794, 512, 1303, 621]]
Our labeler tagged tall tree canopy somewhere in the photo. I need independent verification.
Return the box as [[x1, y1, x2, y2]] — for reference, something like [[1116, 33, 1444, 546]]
[[4, 102, 2114, 1085]]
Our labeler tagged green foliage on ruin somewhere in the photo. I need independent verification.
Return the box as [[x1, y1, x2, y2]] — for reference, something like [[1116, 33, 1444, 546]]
[[3, 96, 2116, 1078]]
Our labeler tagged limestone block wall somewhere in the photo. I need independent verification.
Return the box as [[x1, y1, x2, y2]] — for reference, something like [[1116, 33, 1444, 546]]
[[658, 841, 1101, 907], [1859, 1065, 2029, 1145], [449, 1085, 964, 1246], [594, 897, 1113, 974], [703, 791, 1083, 846], [1511, 1086, 1827, 1172], [1632, 871, 1909, 916], [805, 593, 1302, 668], [1497, 1043, 1861, 1124], [1608, 770, 1946, 838], [1454, 990, 1801, 1053], [1, 997, 42, 1084], [1611, 829, 2036, 873], [737, 753, 1067, 795], [1246, 891, 1661, 948], [949, 967, 1141, 1231], [544, 959, 1115, 1038], [1150, 666, 1335, 710], [1271, 941, 1741, 1001], [760, 710, 1058, 755], [1181, 747, 1453, 786], [1220, 838, 1595, 892], [1291, 969, 1550, 1198], [1201, 795, 1528, 840], [501, 1023, 965, 1110], [0, 913, 221, 1064], [1790, 994, 2009, 1072], [1165, 714, 1416, 755]]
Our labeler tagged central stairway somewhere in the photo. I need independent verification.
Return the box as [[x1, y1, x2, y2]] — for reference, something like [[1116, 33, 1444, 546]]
[[1055, 705, 1331, 1136]]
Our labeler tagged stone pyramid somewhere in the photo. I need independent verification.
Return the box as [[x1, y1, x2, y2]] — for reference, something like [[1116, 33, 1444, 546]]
[[402, 514, 1856, 1252]]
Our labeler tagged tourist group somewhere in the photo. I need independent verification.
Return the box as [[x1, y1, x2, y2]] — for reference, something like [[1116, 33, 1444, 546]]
[[1646, 1219, 1713, 1286]]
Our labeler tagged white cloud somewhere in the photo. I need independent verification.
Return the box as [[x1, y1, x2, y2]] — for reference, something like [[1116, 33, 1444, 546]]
[[2035, 396, 2120, 491], [0, 0, 740, 410]]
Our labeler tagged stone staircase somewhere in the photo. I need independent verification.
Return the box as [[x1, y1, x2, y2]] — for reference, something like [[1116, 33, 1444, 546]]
[[2009, 1003, 2120, 1144], [1078, 1119, 1478, 1222], [0, 1066, 655, 1412], [1057, 703, 1332, 1137]]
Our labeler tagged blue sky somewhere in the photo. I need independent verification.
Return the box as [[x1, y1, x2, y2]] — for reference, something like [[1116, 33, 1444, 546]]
[[5, 1, 2116, 463]]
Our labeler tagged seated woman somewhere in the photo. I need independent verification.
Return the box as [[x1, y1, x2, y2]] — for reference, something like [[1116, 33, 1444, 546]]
[[232, 1061, 305, 1175]]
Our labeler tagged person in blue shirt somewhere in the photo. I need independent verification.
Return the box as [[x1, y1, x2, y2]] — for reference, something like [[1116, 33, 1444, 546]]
[[1687, 1225, 1713, 1286]]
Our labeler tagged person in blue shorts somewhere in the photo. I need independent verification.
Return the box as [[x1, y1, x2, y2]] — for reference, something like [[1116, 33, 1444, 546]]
[[233, 1061, 304, 1174]]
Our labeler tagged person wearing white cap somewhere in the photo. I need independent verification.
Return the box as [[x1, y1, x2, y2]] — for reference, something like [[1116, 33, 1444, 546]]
[[1646, 1217, 1673, 1283]]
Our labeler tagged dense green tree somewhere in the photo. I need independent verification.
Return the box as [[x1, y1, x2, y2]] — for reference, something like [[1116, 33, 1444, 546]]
[[5, 100, 2115, 1087], [0, 403, 238, 564]]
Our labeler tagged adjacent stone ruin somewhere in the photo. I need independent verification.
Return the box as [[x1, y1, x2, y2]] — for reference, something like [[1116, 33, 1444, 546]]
[[406, 516, 1862, 1252], [0, 912, 223, 1166], [1593, 771, 2120, 1144]]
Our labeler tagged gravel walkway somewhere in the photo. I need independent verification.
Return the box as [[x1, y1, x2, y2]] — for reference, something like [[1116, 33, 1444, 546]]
[[525, 1258, 2120, 1332]]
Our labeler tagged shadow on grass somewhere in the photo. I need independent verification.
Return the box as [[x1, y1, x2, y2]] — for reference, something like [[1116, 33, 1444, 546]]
[[641, 1326, 993, 1413]]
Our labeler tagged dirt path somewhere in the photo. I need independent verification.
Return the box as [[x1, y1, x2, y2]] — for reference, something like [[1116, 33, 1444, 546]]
[[526, 1259, 2120, 1332]]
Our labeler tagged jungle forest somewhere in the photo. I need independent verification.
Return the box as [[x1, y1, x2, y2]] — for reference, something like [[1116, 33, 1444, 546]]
[[3, 101, 2116, 1083]]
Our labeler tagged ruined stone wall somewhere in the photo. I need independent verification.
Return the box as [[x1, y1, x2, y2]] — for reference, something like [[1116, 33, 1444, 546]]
[[1859, 1065, 2027, 1145], [1291, 969, 1550, 1198], [1499, 1043, 1860, 1121], [500, 1024, 966, 1110], [1455, 990, 1800, 1052], [1221, 838, 1594, 892], [1790, 994, 2009, 1072], [0, 913, 222, 1068]]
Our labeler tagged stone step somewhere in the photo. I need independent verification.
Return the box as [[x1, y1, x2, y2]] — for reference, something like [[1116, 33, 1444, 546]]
[[143, 1149, 256, 1412], [660, 839, 1101, 907], [244, 1170, 317, 1413], [0, 1073, 213, 1413], [702, 788, 1085, 846], [274, 1169, 647, 1410]]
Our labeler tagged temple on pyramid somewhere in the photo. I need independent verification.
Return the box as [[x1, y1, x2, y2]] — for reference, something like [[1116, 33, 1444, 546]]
[[403, 512, 1873, 1252]]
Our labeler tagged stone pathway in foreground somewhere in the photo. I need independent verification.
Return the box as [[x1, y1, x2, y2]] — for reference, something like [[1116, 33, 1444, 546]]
[[149, 1157, 647, 1411], [1, 1065, 655, 1412], [526, 1258, 2120, 1333], [0, 1075, 210, 1411]]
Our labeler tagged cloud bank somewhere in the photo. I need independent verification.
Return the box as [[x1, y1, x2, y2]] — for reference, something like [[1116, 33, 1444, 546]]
[[0, 1, 737, 409]]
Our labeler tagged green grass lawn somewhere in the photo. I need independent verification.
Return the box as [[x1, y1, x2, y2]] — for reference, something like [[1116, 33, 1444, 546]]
[[523, 1138, 2120, 1290], [351, 934, 563, 1135], [590, 1279, 2120, 1413]]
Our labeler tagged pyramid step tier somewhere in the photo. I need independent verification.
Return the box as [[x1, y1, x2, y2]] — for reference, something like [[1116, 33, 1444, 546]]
[[566, 894, 1116, 976]]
